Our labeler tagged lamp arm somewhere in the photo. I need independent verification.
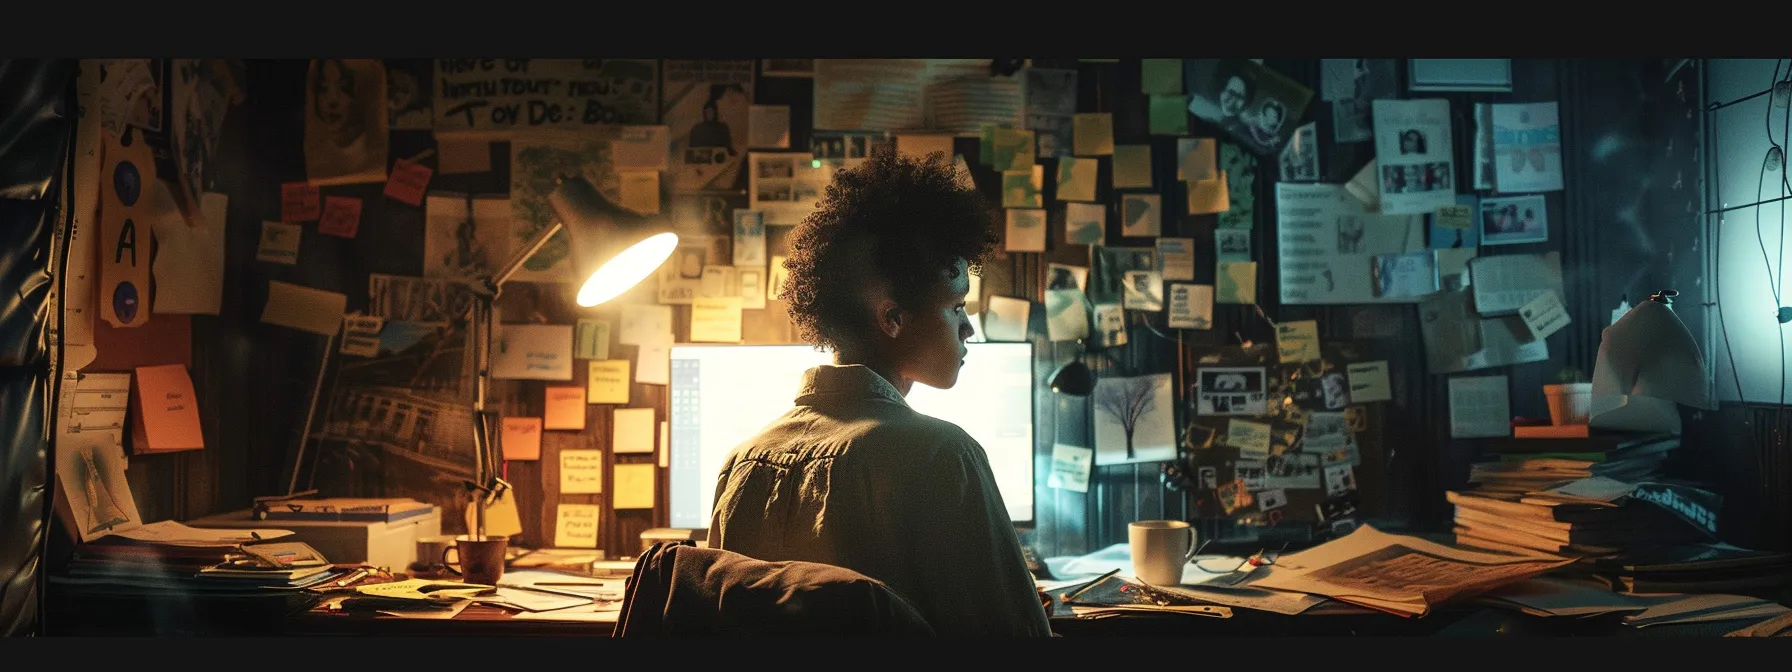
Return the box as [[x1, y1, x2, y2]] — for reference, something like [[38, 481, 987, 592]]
[[489, 220, 566, 290]]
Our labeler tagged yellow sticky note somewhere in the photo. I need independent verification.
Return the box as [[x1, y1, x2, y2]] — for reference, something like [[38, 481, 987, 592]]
[[1275, 320, 1320, 363], [543, 386, 586, 430], [587, 359, 631, 404], [560, 449, 604, 494], [612, 407, 655, 454], [690, 296, 743, 343], [618, 171, 659, 215], [1177, 138, 1217, 181], [1112, 145, 1152, 190], [1188, 171, 1231, 215], [1001, 168, 1043, 209], [500, 417, 542, 461], [991, 128, 1036, 172], [1227, 420, 1272, 459], [658, 420, 670, 469], [132, 364, 204, 454], [1216, 261, 1257, 304], [1141, 59, 1183, 95], [1435, 204, 1473, 230], [555, 504, 601, 549], [465, 486, 522, 538], [1149, 94, 1189, 136], [1073, 113, 1114, 156], [1056, 156, 1099, 203], [437, 136, 491, 174], [613, 463, 656, 510]]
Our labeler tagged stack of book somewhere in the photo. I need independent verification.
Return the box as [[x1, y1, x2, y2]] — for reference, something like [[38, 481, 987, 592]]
[[57, 522, 346, 593], [1463, 432, 1679, 496], [1581, 542, 1792, 594]]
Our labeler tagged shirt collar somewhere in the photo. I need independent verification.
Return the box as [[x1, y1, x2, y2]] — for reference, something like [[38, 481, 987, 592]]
[[795, 365, 909, 408]]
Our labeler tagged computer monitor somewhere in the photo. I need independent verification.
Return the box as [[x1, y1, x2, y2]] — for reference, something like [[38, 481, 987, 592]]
[[668, 342, 1036, 528]]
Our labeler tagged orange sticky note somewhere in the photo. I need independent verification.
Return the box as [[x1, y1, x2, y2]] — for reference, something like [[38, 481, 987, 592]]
[[383, 159, 433, 207], [544, 386, 586, 430], [317, 196, 362, 238], [501, 417, 543, 461], [281, 182, 320, 222], [1188, 171, 1231, 215], [131, 364, 204, 454]]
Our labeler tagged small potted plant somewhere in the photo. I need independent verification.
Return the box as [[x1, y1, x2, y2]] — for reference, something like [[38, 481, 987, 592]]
[[1544, 368, 1593, 426]]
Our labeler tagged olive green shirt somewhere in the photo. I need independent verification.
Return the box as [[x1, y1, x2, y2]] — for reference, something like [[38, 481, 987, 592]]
[[707, 364, 1052, 637]]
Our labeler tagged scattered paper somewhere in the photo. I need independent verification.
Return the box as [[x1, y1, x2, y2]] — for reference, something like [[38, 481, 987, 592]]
[[1519, 290, 1571, 340], [491, 324, 574, 381], [1449, 375, 1511, 438], [1470, 252, 1564, 315], [613, 463, 656, 510], [1047, 444, 1093, 493], [586, 360, 631, 404], [543, 386, 586, 431], [555, 504, 601, 548], [261, 281, 346, 336], [611, 407, 655, 454], [150, 189, 226, 316], [1419, 285, 1549, 374], [114, 520, 291, 547], [560, 450, 604, 494], [1346, 361, 1393, 403]]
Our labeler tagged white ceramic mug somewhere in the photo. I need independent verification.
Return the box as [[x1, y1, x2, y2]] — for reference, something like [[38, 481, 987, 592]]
[[1129, 520, 1197, 586]]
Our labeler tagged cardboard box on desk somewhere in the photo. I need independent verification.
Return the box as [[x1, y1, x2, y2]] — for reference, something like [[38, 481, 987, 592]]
[[188, 506, 441, 571]]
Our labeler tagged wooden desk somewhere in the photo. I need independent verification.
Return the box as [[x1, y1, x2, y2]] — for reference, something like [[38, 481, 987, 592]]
[[287, 602, 614, 636]]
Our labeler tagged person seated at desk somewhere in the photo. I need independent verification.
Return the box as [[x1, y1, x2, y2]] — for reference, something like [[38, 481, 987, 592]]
[[706, 147, 1053, 637]]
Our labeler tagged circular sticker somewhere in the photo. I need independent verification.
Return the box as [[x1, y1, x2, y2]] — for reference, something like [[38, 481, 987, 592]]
[[114, 161, 141, 206], [113, 281, 139, 324]]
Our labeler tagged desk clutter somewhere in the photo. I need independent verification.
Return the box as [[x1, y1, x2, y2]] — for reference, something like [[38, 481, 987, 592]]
[[53, 521, 355, 594]]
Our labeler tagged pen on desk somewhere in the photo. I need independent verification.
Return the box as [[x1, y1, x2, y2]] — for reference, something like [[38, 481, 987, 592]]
[[335, 568, 369, 588], [1060, 568, 1120, 603]]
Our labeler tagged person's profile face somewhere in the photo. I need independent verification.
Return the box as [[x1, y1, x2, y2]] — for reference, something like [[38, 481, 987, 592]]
[[1219, 76, 1248, 117], [314, 60, 353, 130], [892, 258, 976, 391]]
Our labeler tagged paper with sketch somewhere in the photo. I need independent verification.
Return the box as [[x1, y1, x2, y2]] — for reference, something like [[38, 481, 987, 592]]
[[1093, 373, 1177, 465], [1372, 99, 1457, 215], [1469, 252, 1564, 315], [1121, 194, 1161, 237], [1491, 102, 1564, 193], [491, 324, 573, 380], [1449, 375, 1511, 438], [1275, 183, 1425, 305], [56, 391, 142, 542], [1419, 286, 1549, 374], [1045, 289, 1089, 342], [1048, 444, 1093, 493], [1252, 524, 1572, 617]]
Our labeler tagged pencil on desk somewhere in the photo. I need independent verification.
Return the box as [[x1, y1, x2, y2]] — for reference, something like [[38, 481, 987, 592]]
[[1060, 568, 1120, 603]]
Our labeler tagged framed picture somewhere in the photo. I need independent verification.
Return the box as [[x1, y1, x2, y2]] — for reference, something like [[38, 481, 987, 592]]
[[1408, 59, 1513, 93], [761, 59, 814, 78], [1478, 194, 1548, 246]]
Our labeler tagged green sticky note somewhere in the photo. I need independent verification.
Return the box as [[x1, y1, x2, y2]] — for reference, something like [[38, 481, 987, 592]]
[[979, 124, 1007, 166], [1141, 59, 1183, 95], [1149, 94, 1189, 136], [575, 319, 612, 360]]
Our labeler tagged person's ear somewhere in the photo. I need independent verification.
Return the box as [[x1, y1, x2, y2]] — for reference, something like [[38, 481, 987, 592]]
[[874, 298, 905, 339]]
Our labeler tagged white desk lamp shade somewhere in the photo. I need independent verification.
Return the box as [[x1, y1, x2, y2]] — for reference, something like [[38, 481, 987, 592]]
[[549, 175, 680, 307], [1589, 299, 1713, 434]]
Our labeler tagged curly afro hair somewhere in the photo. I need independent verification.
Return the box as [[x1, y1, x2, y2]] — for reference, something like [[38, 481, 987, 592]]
[[781, 146, 999, 352]]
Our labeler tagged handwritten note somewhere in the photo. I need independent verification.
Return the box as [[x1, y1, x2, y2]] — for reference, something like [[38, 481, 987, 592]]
[[1072, 113, 1114, 156], [491, 324, 574, 380], [543, 386, 586, 431], [1276, 320, 1320, 363], [612, 463, 656, 510], [132, 364, 203, 453], [501, 417, 543, 461], [1046, 444, 1093, 493], [340, 314, 383, 357], [383, 158, 433, 206], [261, 281, 346, 336], [1227, 420, 1272, 460], [574, 319, 611, 360], [257, 221, 301, 265], [1519, 290, 1571, 340], [316, 196, 362, 238], [1347, 361, 1394, 403], [434, 59, 659, 134], [1434, 204, 1473, 230], [586, 359, 631, 404], [554, 503, 601, 548], [280, 182, 320, 222], [560, 450, 605, 494], [690, 296, 743, 343], [612, 407, 656, 454]]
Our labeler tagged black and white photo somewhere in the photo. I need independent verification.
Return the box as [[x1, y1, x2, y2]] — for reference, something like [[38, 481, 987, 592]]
[[1195, 366, 1268, 416], [1183, 59, 1315, 156], [303, 58, 388, 186], [1122, 270, 1163, 312]]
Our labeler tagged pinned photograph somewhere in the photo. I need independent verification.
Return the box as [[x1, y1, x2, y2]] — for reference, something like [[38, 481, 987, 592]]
[[1093, 373, 1177, 465], [1046, 263, 1089, 291], [664, 60, 754, 193], [1216, 228, 1252, 261], [1198, 466, 1218, 490], [384, 59, 432, 130], [1093, 302, 1127, 347], [1120, 193, 1162, 237], [1372, 99, 1456, 215], [1091, 246, 1156, 305], [1322, 59, 1397, 144], [1183, 59, 1314, 156], [1479, 194, 1549, 246], [1045, 289, 1089, 342], [1122, 270, 1164, 311], [1195, 366, 1268, 416], [1258, 488, 1288, 511], [1371, 251, 1439, 299], [303, 58, 388, 186], [1321, 372, 1351, 410], [1279, 122, 1319, 182], [1324, 464, 1357, 497], [981, 295, 1031, 342]]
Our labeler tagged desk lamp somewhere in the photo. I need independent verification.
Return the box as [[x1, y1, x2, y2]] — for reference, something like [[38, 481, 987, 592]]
[[1588, 289, 1715, 435], [465, 175, 678, 544]]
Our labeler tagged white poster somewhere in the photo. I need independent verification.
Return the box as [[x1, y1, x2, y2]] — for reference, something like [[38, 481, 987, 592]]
[[1372, 99, 1456, 215], [663, 60, 755, 193], [1275, 183, 1425, 305], [1490, 102, 1564, 193], [433, 59, 658, 135]]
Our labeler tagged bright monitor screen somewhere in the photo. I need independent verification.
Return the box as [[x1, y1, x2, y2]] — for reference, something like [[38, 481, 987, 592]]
[[668, 342, 1035, 528]]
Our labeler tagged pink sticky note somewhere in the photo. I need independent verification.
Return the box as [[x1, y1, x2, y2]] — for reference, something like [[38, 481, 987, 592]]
[[501, 417, 543, 461], [281, 182, 320, 222], [383, 159, 433, 207], [317, 196, 363, 238]]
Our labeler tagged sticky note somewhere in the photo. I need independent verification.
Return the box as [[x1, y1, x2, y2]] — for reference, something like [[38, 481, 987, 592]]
[[132, 364, 203, 454], [340, 314, 382, 356], [635, 336, 671, 386], [1435, 204, 1473, 230], [587, 359, 631, 404], [1141, 59, 1183, 95], [437, 136, 491, 174], [1216, 260, 1257, 304], [469, 486, 523, 538], [1188, 171, 1230, 215], [257, 221, 301, 265], [1056, 156, 1098, 202], [658, 420, 670, 469], [1006, 208, 1047, 253], [1275, 320, 1320, 363], [555, 504, 600, 548], [382, 159, 433, 207], [261, 281, 346, 336], [317, 196, 362, 238], [1520, 291, 1571, 340], [574, 319, 611, 360], [1148, 94, 1189, 136], [1111, 145, 1153, 190], [1177, 138, 1217, 181], [690, 296, 743, 343], [748, 106, 790, 149], [1227, 420, 1272, 460], [544, 386, 586, 430], [560, 450, 604, 494], [1047, 444, 1093, 493], [612, 407, 655, 454], [618, 171, 660, 215], [613, 463, 656, 510], [491, 324, 574, 381], [990, 128, 1035, 173], [280, 182, 320, 222], [619, 305, 672, 346], [1072, 113, 1114, 156], [501, 417, 543, 461], [1347, 361, 1393, 403]]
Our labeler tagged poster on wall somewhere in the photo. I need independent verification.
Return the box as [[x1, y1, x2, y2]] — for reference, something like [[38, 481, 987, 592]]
[[663, 60, 755, 194], [1491, 102, 1564, 193], [433, 59, 658, 135], [510, 130, 627, 283], [304, 59, 389, 186], [1183, 59, 1314, 156], [1371, 99, 1456, 215], [169, 59, 241, 226], [1275, 182, 1426, 305]]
